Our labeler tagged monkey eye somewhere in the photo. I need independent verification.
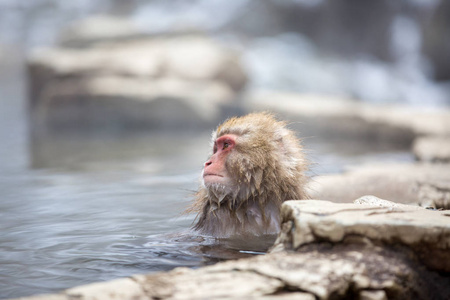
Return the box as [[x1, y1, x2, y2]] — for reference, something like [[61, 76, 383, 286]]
[[214, 135, 236, 153]]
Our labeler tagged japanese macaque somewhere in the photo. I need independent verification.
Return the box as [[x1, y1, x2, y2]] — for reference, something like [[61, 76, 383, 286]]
[[188, 112, 308, 238]]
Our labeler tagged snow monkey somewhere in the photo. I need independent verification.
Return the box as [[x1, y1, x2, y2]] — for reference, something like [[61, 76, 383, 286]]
[[188, 112, 308, 238]]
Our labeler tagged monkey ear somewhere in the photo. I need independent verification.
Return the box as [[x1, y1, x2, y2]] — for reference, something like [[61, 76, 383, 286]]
[[275, 135, 301, 175]]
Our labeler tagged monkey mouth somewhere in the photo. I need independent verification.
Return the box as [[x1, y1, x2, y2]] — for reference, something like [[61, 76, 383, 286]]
[[203, 173, 223, 178]]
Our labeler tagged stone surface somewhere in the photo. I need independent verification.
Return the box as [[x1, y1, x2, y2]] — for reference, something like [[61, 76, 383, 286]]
[[136, 250, 427, 299], [307, 162, 450, 209], [353, 195, 415, 208], [413, 136, 450, 163], [358, 290, 387, 300], [243, 90, 450, 143], [134, 267, 286, 299], [28, 35, 247, 131], [275, 198, 450, 272], [66, 278, 147, 300], [14, 244, 449, 300]]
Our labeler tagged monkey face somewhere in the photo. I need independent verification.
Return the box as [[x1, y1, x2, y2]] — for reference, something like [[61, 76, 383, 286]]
[[202, 134, 243, 202], [202, 134, 237, 188], [202, 132, 266, 204]]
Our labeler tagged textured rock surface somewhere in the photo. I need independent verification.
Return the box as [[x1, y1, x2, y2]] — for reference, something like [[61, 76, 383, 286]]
[[274, 198, 450, 273], [307, 162, 450, 209], [28, 35, 247, 131], [66, 278, 146, 300], [13, 247, 450, 300]]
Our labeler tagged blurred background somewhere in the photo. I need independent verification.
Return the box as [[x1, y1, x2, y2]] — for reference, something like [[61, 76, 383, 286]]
[[1, 0, 449, 298]]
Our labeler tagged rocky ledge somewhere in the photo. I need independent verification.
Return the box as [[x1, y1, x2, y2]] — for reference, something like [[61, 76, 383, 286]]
[[308, 162, 450, 209], [15, 197, 450, 300], [28, 34, 247, 132], [244, 90, 450, 140]]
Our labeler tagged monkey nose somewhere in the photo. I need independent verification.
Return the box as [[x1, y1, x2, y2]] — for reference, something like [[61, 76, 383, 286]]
[[204, 160, 212, 167]]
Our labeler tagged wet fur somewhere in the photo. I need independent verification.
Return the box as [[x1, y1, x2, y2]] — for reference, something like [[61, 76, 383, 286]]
[[188, 112, 308, 238]]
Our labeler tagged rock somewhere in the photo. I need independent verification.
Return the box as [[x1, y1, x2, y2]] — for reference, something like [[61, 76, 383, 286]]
[[137, 251, 392, 299], [275, 198, 450, 273], [307, 162, 450, 209], [66, 278, 146, 300], [30, 76, 234, 129], [134, 266, 286, 299], [28, 35, 247, 131], [243, 90, 450, 143], [416, 180, 450, 210], [353, 195, 410, 208], [163, 37, 247, 91], [413, 136, 450, 163], [358, 290, 387, 300], [19, 246, 447, 299]]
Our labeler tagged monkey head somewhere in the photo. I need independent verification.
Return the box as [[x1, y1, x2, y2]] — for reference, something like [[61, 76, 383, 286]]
[[202, 112, 307, 208]]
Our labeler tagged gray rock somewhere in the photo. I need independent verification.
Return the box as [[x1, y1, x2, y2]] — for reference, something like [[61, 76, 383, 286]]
[[66, 278, 147, 300], [28, 35, 247, 131], [353, 195, 411, 208], [275, 198, 450, 273], [307, 162, 450, 209], [20, 243, 447, 300], [243, 90, 450, 143], [413, 136, 450, 163], [358, 290, 387, 300], [134, 267, 286, 299], [416, 179, 450, 210]]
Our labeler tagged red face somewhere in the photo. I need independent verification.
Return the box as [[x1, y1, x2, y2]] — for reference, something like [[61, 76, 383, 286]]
[[202, 134, 237, 187]]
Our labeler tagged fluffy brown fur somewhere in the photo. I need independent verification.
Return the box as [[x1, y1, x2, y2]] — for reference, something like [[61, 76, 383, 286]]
[[188, 112, 308, 238]]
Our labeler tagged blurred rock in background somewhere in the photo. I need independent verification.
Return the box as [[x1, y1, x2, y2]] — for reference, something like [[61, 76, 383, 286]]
[[28, 27, 247, 133], [0, 0, 441, 134]]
